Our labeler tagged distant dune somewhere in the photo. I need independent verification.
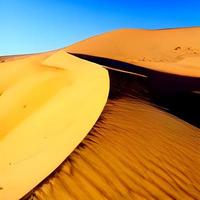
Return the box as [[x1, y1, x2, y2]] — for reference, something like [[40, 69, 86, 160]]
[[66, 27, 200, 77], [0, 27, 200, 199], [2, 27, 200, 76]]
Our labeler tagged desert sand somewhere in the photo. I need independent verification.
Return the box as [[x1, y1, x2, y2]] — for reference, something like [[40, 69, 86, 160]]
[[66, 27, 200, 77], [2, 27, 200, 76], [0, 27, 200, 199], [28, 97, 200, 200], [0, 51, 109, 199]]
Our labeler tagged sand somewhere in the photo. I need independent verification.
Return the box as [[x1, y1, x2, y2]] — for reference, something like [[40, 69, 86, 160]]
[[28, 97, 200, 200], [66, 27, 200, 77], [0, 51, 109, 199], [2, 27, 200, 76]]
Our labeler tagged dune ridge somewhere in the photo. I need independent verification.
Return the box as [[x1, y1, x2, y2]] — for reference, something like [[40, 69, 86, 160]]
[[0, 51, 109, 199]]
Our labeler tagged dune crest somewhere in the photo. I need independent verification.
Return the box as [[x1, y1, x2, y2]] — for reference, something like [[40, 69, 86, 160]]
[[0, 51, 109, 199]]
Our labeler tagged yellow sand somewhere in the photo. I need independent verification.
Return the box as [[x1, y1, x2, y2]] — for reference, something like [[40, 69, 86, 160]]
[[66, 27, 200, 77], [0, 50, 109, 199]]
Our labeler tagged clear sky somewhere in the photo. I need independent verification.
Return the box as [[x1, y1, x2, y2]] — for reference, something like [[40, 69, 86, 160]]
[[0, 0, 200, 55]]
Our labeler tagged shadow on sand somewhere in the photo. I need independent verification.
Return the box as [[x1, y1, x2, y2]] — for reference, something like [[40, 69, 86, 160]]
[[69, 53, 200, 128]]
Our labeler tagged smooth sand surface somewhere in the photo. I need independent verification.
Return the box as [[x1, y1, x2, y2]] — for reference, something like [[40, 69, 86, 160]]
[[66, 27, 200, 77], [0, 51, 109, 199]]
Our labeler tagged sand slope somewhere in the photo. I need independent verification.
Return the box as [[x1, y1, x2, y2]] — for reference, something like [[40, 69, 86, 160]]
[[0, 51, 109, 199], [28, 97, 200, 200], [66, 27, 200, 77]]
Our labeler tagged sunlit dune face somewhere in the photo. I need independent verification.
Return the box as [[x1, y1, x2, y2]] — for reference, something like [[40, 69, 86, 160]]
[[67, 28, 200, 62], [0, 69, 70, 140], [66, 27, 200, 77], [0, 51, 109, 200]]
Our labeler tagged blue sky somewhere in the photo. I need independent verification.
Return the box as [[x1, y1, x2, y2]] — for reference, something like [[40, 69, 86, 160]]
[[0, 0, 200, 55]]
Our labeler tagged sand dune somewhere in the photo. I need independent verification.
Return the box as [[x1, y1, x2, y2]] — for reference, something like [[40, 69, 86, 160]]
[[0, 27, 200, 199], [2, 27, 200, 76], [0, 51, 109, 199], [66, 27, 200, 77], [24, 68, 200, 199], [64, 27, 200, 128], [26, 97, 200, 200]]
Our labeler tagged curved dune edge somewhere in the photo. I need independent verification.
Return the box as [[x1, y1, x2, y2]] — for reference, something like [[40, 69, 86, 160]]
[[0, 50, 109, 200]]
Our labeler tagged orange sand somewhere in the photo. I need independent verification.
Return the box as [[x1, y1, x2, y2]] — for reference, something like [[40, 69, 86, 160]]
[[66, 27, 200, 77], [0, 51, 109, 199]]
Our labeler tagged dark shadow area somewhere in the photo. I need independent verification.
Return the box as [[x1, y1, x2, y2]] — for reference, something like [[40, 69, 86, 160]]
[[68, 53, 151, 76], [69, 53, 200, 128], [148, 71, 200, 127]]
